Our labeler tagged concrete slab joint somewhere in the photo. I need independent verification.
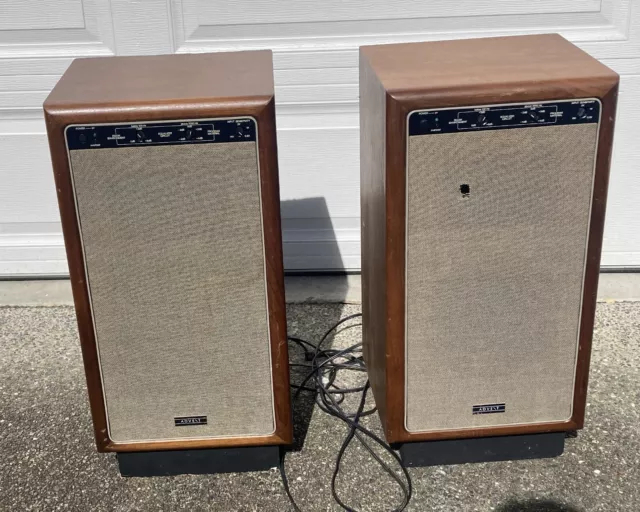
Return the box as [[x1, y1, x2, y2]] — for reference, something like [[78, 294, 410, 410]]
[[1, 273, 639, 306]]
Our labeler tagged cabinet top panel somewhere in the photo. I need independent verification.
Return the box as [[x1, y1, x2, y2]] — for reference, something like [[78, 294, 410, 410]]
[[360, 34, 617, 97], [44, 51, 274, 113]]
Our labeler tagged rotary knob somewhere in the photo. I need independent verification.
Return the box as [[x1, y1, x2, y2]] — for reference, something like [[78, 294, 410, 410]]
[[477, 114, 488, 126]]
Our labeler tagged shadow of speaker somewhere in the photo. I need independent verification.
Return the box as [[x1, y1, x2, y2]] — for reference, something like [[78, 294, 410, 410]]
[[280, 196, 351, 451], [495, 498, 583, 512]]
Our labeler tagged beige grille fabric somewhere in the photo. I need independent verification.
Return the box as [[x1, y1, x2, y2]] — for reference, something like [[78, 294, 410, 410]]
[[405, 123, 598, 432], [69, 140, 274, 442]]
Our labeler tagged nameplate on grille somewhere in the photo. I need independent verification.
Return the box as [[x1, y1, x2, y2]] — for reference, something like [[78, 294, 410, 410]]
[[174, 416, 208, 426], [472, 404, 506, 415]]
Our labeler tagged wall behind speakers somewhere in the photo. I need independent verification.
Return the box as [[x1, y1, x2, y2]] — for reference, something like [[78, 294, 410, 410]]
[[359, 34, 618, 446], [44, 51, 292, 455]]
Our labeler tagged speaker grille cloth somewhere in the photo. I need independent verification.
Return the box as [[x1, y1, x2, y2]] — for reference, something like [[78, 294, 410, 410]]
[[69, 141, 274, 442], [406, 123, 598, 432]]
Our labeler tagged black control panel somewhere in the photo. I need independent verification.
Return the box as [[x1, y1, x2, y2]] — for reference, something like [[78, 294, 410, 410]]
[[66, 118, 256, 150], [408, 99, 600, 136]]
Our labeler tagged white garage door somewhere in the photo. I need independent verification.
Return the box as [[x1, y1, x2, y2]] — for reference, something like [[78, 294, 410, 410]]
[[1, 0, 639, 275]]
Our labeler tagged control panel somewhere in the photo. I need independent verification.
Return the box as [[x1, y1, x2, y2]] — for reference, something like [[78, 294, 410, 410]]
[[66, 118, 256, 150], [408, 99, 600, 136]]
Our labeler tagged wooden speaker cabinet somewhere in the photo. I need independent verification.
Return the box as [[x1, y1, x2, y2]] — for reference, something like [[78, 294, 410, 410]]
[[359, 34, 618, 454], [44, 51, 292, 461]]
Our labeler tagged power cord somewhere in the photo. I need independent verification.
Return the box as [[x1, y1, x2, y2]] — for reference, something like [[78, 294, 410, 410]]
[[280, 313, 413, 511]]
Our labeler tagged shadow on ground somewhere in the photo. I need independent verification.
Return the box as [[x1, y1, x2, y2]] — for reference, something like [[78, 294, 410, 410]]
[[280, 196, 349, 454], [496, 497, 583, 512]]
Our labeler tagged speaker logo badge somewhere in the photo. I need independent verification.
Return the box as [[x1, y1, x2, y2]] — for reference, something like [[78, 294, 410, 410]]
[[472, 403, 506, 415], [174, 415, 208, 426]]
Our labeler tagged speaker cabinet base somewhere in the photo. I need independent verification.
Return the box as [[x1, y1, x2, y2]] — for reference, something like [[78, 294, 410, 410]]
[[398, 432, 565, 467], [117, 445, 280, 477]]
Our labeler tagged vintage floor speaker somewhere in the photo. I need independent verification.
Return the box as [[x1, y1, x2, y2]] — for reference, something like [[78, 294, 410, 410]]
[[44, 51, 291, 474], [359, 34, 618, 464]]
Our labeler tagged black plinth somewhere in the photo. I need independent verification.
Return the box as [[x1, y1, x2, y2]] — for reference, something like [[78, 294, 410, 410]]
[[117, 445, 280, 477], [399, 432, 565, 467]]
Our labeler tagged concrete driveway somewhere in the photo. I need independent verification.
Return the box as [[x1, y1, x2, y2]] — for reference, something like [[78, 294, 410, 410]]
[[1, 292, 638, 511]]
